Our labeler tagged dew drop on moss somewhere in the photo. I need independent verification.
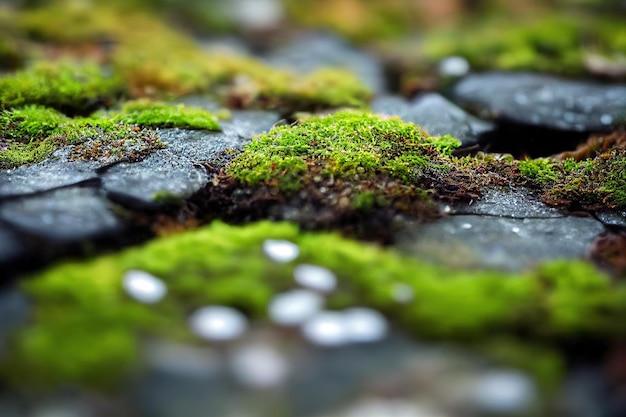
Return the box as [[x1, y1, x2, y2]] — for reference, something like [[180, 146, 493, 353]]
[[122, 269, 167, 304], [268, 289, 323, 326], [188, 306, 248, 341], [262, 239, 300, 263], [293, 264, 337, 293]]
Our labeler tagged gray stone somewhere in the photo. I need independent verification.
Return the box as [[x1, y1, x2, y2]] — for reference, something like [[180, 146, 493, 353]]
[[595, 210, 626, 227], [444, 187, 566, 218], [0, 152, 97, 197], [453, 72, 626, 131], [395, 215, 604, 271], [0, 187, 123, 241], [158, 129, 242, 161], [225, 110, 281, 138], [371, 93, 495, 147], [265, 32, 386, 94], [101, 151, 208, 205], [0, 224, 26, 265]]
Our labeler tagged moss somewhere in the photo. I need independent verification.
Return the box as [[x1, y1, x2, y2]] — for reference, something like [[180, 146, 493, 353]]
[[0, 61, 124, 115], [106, 100, 221, 131], [518, 158, 559, 185], [227, 110, 459, 192], [3, 221, 625, 388], [421, 13, 626, 76], [0, 105, 164, 169]]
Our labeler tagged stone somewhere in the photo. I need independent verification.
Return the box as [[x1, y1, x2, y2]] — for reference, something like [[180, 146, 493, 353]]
[[445, 187, 566, 218], [453, 72, 626, 131], [395, 215, 605, 271], [371, 93, 495, 147], [265, 32, 386, 94], [0, 187, 123, 241]]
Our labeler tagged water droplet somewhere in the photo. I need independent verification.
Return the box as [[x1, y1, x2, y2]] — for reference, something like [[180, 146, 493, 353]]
[[343, 308, 388, 343], [442, 205, 452, 214], [268, 290, 323, 326], [294, 264, 337, 293], [461, 223, 472, 230], [438, 56, 469, 77], [122, 270, 167, 304], [188, 306, 248, 341], [263, 239, 299, 263], [601, 114, 613, 125], [474, 371, 536, 414], [392, 283, 414, 303], [230, 344, 288, 389], [301, 311, 348, 347], [511, 227, 520, 234]]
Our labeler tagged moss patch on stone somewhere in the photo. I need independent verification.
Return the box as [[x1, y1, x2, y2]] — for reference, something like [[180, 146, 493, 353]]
[[0, 61, 124, 115], [421, 13, 626, 77], [106, 100, 221, 131], [228, 110, 458, 192], [0, 105, 164, 169], [3, 220, 625, 389]]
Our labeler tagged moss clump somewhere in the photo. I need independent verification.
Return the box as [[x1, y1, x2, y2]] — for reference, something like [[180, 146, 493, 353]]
[[0, 105, 164, 169], [518, 158, 559, 185], [3, 221, 625, 388], [107, 100, 221, 131], [0, 61, 124, 115], [228, 111, 459, 192], [422, 13, 626, 76]]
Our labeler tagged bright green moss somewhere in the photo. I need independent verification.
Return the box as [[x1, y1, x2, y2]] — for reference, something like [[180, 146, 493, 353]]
[[106, 100, 221, 131], [422, 13, 626, 76], [0, 61, 124, 115], [518, 158, 559, 185], [0, 105, 164, 169], [3, 221, 625, 388], [228, 111, 459, 192]]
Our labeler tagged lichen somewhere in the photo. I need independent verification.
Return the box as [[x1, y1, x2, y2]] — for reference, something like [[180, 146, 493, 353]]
[[3, 220, 625, 389]]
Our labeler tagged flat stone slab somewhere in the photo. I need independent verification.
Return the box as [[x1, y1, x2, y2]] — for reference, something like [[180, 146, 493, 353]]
[[396, 214, 604, 271], [453, 72, 626, 131], [445, 187, 566, 218], [0, 153, 97, 198], [0, 187, 123, 241], [371, 93, 495, 147]]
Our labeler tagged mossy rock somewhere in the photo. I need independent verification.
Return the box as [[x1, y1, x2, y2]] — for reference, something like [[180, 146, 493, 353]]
[[3, 220, 625, 389]]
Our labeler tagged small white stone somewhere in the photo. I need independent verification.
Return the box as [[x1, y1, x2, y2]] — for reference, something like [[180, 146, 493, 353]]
[[294, 264, 337, 293], [122, 269, 167, 304], [511, 226, 520, 234], [461, 223, 472, 230], [474, 370, 536, 414], [188, 306, 248, 341], [262, 239, 299, 263], [268, 289, 323, 326], [301, 311, 349, 347], [601, 114, 613, 125], [392, 283, 414, 303], [439, 56, 470, 77], [230, 344, 288, 389], [343, 307, 388, 343]]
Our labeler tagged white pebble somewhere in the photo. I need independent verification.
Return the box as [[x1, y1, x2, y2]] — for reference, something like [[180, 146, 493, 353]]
[[263, 239, 299, 263], [301, 311, 349, 347], [294, 264, 337, 293], [122, 269, 167, 304], [268, 290, 323, 326], [230, 344, 288, 389], [188, 306, 248, 341], [474, 371, 536, 414], [343, 307, 388, 343], [439, 56, 470, 77]]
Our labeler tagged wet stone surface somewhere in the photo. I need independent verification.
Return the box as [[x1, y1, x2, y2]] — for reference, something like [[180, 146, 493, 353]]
[[453, 72, 626, 131], [372, 93, 495, 147], [0, 186, 124, 242], [396, 214, 604, 270]]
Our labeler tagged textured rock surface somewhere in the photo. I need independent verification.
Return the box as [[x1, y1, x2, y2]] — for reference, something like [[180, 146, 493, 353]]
[[453, 72, 626, 131], [372, 93, 495, 146], [396, 214, 604, 270]]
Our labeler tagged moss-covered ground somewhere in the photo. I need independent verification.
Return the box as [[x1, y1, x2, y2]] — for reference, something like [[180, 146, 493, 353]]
[[4, 221, 625, 390]]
